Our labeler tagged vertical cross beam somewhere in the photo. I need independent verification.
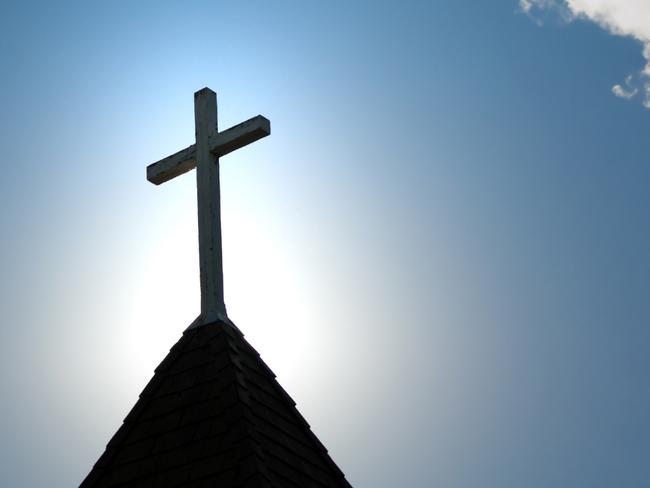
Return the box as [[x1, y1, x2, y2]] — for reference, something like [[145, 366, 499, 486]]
[[146, 87, 270, 328], [194, 88, 226, 322]]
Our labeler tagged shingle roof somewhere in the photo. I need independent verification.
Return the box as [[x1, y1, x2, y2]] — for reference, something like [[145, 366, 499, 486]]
[[79, 319, 352, 487]]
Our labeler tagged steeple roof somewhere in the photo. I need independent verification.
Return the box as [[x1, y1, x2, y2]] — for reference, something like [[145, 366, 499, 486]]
[[79, 320, 352, 487]]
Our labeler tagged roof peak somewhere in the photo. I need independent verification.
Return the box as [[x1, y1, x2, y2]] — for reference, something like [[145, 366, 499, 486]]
[[80, 320, 352, 487]]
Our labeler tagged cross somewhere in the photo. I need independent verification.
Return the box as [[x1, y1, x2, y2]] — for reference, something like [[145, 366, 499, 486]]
[[146, 88, 270, 327]]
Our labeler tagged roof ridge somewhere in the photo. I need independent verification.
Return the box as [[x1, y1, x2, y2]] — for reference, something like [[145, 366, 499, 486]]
[[220, 325, 277, 487], [224, 324, 352, 487], [79, 331, 190, 487]]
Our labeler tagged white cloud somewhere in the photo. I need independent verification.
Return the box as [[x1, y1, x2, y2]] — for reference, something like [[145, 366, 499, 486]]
[[517, 0, 575, 25], [519, 0, 650, 107], [612, 75, 638, 99], [644, 83, 650, 108]]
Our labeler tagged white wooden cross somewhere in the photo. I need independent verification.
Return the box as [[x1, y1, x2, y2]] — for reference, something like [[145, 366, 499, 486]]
[[147, 87, 270, 327]]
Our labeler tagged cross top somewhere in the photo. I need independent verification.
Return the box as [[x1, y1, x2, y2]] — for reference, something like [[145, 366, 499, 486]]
[[147, 88, 270, 328]]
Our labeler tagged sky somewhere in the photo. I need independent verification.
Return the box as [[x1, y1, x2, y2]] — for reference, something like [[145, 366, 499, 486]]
[[1, 1, 649, 486]]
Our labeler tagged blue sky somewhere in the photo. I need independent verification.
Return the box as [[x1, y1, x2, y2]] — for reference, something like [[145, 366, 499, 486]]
[[1, 1, 649, 486]]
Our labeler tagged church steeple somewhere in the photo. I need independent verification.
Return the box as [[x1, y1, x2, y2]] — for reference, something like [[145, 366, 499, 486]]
[[79, 89, 351, 487]]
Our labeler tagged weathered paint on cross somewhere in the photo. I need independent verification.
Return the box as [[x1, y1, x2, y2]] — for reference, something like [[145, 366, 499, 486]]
[[147, 88, 270, 326]]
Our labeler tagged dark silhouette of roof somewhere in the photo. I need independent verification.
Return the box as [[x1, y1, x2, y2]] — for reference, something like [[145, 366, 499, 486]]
[[79, 319, 352, 487]]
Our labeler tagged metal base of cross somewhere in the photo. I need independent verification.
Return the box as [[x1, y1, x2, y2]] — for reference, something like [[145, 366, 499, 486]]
[[185, 311, 241, 333]]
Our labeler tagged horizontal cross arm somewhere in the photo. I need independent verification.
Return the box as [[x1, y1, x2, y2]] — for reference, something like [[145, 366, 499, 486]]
[[146, 115, 270, 186], [147, 144, 196, 185], [210, 115, 270, 157]]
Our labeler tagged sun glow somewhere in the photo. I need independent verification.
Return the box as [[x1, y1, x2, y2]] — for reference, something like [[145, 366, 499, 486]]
[[124, 211, 200, 381], [224, 205, 317, 387], [123, 189, 316, 389]]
